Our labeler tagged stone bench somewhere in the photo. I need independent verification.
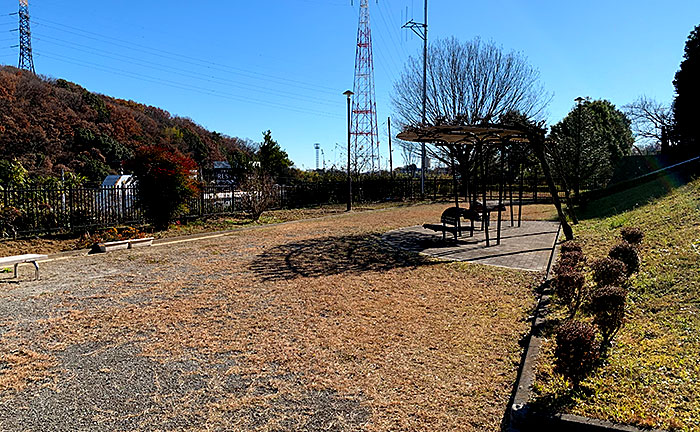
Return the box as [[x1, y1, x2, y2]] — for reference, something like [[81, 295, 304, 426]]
[[0, 254, 48, 280], [92, 237, 154, 253]]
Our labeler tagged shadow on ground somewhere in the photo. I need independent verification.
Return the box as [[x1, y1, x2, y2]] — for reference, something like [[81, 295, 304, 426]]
[[249, 234, 432, 282], [577, 172, 692, 220]]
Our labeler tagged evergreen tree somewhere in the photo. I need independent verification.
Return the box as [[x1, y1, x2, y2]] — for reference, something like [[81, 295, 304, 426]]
[[672, 24, 700, 157], [257, 130, 292, 183], [549, 100, 633, 198]]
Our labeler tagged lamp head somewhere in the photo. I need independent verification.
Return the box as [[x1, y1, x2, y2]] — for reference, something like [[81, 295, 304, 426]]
[[343, 90, 354, 98]]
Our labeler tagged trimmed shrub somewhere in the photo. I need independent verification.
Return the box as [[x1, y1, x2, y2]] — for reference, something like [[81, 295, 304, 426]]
[[591, 257, 627, 287], [590, 286, 627, 347], [609, 242, 640, 276], [553, 261, 574, 278], [554, 270, 586, 315], [555, 320, 600, 386], [620, 227, 644, 245], [560, 241, 583, 254], [559, 250, 585, 267]]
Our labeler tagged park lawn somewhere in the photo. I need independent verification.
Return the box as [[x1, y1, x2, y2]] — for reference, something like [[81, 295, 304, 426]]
[[0, 201, 407, 257], [532, 176, 700, 431], [0, 200, 558, 257], [0, 202, 549, 431]]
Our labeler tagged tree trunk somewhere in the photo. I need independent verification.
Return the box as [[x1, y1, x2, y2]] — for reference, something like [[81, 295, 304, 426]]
[[563, 188, 579, 224]]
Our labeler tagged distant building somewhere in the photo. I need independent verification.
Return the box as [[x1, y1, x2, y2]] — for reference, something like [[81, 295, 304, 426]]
[[211, 161, 234, 185], [99, 174, 137, 215], [101, 174, 136, 188]]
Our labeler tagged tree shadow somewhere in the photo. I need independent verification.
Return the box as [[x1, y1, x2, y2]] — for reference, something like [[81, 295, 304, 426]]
[[578, 172, 693, 220], [249, 234, 434, 282]]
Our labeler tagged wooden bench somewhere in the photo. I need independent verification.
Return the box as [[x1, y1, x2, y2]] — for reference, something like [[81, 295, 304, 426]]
[[423, 207, 477, 241], [0, 254, 48, 280]]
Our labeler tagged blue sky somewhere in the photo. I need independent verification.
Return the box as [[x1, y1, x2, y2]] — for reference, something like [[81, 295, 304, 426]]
[[1, 1, 698, 170]]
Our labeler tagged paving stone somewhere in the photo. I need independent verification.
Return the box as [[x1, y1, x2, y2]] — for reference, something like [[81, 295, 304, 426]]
[[381, 220, 560, 272]]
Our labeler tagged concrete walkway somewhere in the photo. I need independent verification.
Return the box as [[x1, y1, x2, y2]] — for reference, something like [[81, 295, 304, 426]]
[[381, 220, 560, 272]]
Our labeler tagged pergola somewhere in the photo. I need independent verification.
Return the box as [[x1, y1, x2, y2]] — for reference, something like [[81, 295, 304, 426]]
[[397, 123, 574, 244]]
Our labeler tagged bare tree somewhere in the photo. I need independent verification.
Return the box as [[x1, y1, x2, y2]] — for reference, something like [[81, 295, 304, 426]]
[[623, 96, 672, 152], [399, 139, 419, 177], [392, 37, 550, 192], [239, 170, 277, 221]]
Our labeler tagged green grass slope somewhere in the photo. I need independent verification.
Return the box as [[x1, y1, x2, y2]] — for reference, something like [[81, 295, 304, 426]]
[[533, 175, 700, 431]]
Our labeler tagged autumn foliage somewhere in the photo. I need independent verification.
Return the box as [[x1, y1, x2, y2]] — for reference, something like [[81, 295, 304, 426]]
[[0, 66, 250, 182], [126, 146, 200, 229]]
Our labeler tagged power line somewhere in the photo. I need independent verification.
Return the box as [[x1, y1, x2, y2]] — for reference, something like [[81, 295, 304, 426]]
[[35, 52, 343, 119], [32, 33, 340, 109], [30, 16, 340, 95], [375, 1, 410, 63]]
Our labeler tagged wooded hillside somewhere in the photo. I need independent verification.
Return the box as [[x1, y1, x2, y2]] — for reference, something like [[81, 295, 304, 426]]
[[0, 66, 252, 182]]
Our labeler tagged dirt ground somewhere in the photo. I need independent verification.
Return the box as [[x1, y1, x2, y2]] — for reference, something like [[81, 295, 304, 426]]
[[0, 203, 548, 431]]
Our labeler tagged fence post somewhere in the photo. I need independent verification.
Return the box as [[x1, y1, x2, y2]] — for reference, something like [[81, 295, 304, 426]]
[[121, 184, 126, 222], [68, 186, 74, 229]]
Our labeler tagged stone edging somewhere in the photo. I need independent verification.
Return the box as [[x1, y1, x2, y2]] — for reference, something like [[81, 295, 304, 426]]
[[508, 230, 667, 432]]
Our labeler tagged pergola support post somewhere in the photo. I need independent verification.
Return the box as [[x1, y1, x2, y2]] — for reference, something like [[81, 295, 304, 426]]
[[531, 140, 574, 241]]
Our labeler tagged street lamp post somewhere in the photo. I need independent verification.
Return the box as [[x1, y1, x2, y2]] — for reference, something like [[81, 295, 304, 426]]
[[343, 90, 354, 211], [574, 96, 585, 200]]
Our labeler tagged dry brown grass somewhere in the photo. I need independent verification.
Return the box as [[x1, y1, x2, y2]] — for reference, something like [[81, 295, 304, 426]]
[[0, 203, 549, 431]]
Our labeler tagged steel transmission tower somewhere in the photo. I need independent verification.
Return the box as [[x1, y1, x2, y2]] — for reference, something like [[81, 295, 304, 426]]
[[350, 0, 380, 174], [17, 0, 35, 73]]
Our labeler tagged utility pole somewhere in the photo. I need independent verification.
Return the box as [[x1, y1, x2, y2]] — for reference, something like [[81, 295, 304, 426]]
[[403, 0, 428, 194], [574, 96, 587, 201], [344, 90, 354, 211], [388, 117, 393, 179]]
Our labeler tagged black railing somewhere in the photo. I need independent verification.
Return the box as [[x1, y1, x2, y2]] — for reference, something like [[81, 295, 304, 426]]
[[1, 178, 564, 237]]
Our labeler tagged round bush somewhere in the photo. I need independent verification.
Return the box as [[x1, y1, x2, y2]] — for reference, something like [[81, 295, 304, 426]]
[[620, 227, 644, 245], [609, 242, 640, 276], [560, 241, 583, 254], [553, 261, 574, 278], [560, 250, 585, 267], [555, 270, 586, 313], [555, 320, 600, 385], [590, 286, 627, 346], [591, 257, 627, 287]]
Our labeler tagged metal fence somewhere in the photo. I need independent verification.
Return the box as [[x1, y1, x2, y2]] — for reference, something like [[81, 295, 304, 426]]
[[1, 178, 561, 237]]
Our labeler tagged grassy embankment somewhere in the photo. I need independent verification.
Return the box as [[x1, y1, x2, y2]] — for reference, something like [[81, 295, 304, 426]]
[[532, 175, 700, 431]]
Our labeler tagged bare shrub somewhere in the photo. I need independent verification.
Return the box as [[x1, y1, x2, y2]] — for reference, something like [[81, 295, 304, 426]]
[[239, 171, 277, 221]]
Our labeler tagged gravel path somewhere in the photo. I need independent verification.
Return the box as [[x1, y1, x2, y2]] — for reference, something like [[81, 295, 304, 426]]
[[0, 204, 541, 431]]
